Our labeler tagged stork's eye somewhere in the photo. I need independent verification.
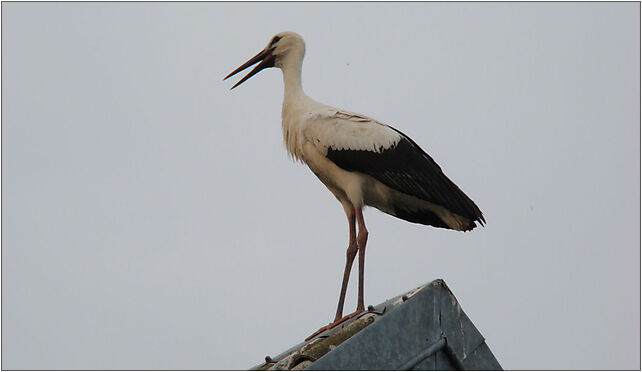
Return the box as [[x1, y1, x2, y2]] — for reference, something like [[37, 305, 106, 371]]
[[270, 36, 282, 46]]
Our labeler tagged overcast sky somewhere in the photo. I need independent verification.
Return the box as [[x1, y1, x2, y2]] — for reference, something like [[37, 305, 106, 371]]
[[2, 2, 639, 370]]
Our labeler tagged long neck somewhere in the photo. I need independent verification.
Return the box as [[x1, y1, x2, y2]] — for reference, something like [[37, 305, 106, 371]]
[[281, 62, 304, 101], [279, 56, 309, 162]]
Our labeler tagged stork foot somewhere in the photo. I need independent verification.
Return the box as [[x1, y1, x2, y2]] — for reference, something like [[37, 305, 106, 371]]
[[305, 308, 366, 341]]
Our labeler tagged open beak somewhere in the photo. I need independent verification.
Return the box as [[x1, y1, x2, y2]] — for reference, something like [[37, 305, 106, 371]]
[[224, 47, 276, 89]]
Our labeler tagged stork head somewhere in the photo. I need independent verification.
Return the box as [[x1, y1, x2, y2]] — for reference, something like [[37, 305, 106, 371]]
[[224, 31, 306, 89]]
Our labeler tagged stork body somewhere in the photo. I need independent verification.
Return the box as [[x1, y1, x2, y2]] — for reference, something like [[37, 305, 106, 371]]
[[225, 32, 484, 339]]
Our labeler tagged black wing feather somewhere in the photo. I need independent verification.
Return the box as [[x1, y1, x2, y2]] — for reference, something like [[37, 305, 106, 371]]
[[325, 127, 485, 228]]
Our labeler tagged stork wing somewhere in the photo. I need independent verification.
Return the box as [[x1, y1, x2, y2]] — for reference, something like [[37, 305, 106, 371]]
[[304, 109, 485, 226]]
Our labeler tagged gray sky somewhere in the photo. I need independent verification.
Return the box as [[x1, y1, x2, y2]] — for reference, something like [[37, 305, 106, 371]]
[[2, 2, 639, 370]]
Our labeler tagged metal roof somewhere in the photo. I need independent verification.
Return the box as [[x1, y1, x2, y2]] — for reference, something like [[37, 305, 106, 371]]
[[251, 279, 502, 370]]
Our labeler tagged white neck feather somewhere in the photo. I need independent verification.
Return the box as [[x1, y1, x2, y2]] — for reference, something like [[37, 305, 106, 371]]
[[280, 55, 313, 162]]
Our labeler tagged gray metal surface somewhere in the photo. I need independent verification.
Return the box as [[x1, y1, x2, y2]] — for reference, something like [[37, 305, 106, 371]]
[[305, 280, 502, 370], [397, 337, 447, 370]]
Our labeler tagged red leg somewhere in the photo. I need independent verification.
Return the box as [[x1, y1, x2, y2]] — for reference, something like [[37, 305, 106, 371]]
[[355, 207, 368, 313], [306, 207, 358, 341], [305, 207, 372, 341], [334, 208, 357, 322]]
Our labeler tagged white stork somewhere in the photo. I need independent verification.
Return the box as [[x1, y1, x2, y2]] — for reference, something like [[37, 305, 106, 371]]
[[224, 31, 485, 339]]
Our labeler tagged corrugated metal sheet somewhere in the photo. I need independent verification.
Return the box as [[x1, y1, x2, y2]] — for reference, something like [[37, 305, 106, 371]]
[[251, 280, 501, 371]]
